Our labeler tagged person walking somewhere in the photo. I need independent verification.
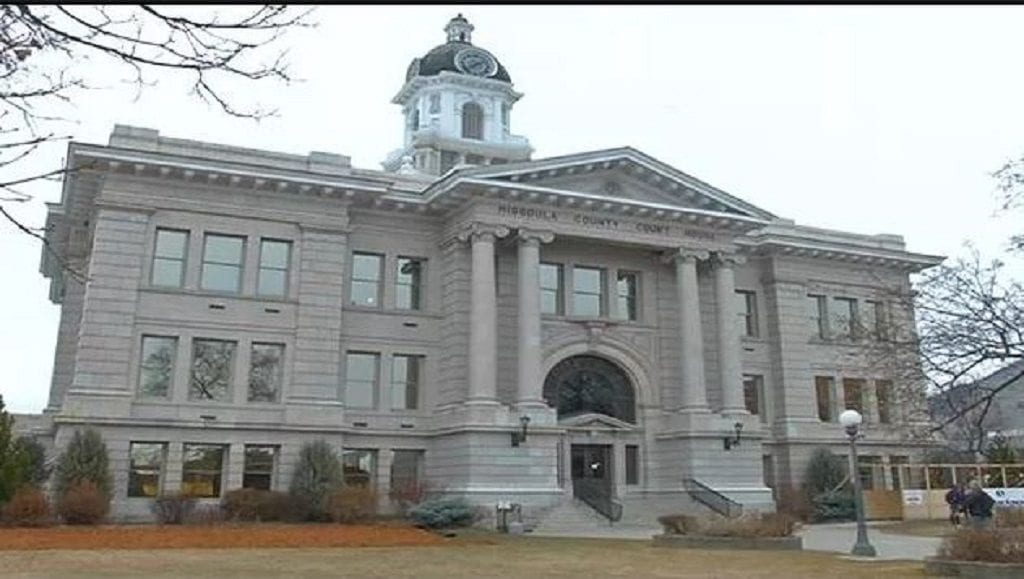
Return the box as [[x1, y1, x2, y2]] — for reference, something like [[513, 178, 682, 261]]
[[962, 480, 996, 530], [944, 482, 967, 527]]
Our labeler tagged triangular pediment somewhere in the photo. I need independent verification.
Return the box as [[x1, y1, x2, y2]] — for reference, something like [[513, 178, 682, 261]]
[[449, 147, 776, 221], [559, 412, 637, 430]]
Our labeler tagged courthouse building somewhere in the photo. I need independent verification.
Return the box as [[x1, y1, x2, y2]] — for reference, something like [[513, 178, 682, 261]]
[[32, 15, 943, 522]]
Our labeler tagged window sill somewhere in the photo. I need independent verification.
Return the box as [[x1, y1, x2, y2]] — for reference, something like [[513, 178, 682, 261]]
[[141, 286, 297, 305], [343, 305, 442, 318], [541, 315, 653, 329]]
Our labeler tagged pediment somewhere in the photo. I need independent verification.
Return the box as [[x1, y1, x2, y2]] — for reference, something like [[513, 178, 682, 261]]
[[459, 148, 775, 221], [559, 412, 637, 430]]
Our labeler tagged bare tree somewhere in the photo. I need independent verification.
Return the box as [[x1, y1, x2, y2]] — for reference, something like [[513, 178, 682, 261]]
[[995, 155, 1024, 252], [0, 5, 313, 279]]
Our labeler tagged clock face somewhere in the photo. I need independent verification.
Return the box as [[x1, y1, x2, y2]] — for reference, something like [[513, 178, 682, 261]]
[[455, 48, 496, 77]]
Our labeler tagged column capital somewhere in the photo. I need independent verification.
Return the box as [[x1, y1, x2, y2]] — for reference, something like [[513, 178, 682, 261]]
[[456, 222, 511, 244], [712, 250, 746, 268], [661, 247, 710, 265], [517, 228, 555, 246]]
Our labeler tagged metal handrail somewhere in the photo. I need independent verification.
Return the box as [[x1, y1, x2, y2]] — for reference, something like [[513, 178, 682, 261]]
[[683, 478, 743, 518], [574, 479, 623, 524]]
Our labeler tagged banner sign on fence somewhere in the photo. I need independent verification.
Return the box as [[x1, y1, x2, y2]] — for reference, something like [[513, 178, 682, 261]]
[[984, 487, 1024, 507], [901, 490, 926, 506]]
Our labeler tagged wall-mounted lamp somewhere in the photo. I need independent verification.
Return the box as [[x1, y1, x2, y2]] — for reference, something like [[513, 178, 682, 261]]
[[511, 415, 531, 447], [723, 421, 743, 450]]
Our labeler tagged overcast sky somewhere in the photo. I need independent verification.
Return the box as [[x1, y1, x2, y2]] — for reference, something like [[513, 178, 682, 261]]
[[3, 5, 1023, 413]]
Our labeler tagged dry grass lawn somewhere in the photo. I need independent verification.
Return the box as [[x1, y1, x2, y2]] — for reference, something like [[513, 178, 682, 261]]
[[0, 535, 927, 578]]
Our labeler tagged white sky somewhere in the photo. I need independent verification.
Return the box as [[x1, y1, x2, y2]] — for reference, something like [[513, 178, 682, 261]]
[[3, 5, 1024, 413]]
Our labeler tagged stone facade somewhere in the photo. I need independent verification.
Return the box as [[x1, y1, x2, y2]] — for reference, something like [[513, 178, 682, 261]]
[[27, 16, 944, 523]]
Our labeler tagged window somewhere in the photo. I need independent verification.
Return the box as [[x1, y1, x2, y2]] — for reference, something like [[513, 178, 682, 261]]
[[350, 253, 383, 307], [342, 449, 377, 487], [201, 234, 245, 293], [572, 266, 604, 317], [151, 229, 188, 288], [808, 294, 828, 339], [625, 445, 639, 485], [257, 239, 291, 297], [396, 258, 423, 310], [864, 300, 887, 340], [743, 375, 765, 420], [249, 343, 284, 403], [139, 336, 176, 398], [440, 150, 459, 174], [858, 455, 882, 491], [428, 94, 441, 114], [189, 339, 236, 401], [736, 290, 758, 338], [390, 450, 424, 499], [461, 102, 483, 140], [243, 445, 277, 490], [876, 379, 893, 424], [815, 376, 834, 422], [391, 354, 421, 410], [843, 378, 865, 414], [540, 263, 564, 315], [128, 442, 166, 497], [831, 297, 858, 340], [501, 102, 510, 131], [408, 108, 419, 131], [615, 272, 638, 321], [889, 455, 909, 491], [345, 352, 378, 409], [181, 444, 226, 498]]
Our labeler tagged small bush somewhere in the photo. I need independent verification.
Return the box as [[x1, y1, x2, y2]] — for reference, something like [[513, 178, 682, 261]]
[[289, 440, 343, 522], [811, 491, 855, 523], [775, 485, 814, 522], [664, 513, 798, 538], [57, 481, 109, 525], [328, 486, 378, 523], [804, 448, 847, 496], [222, 488, 292, 522], [151, 492, 197, 525], [54, 429, 112, 500], [188, 503, 226, 525], [2, 486, 51, 527], [996, 507, 1024, 529], [658, 514, 699, 535], [938, 529, 1024, 563], [408, 496, 475, 529]]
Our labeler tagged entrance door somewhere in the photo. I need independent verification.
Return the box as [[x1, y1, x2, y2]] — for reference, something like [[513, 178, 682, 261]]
[[571, 444, 612, 498]]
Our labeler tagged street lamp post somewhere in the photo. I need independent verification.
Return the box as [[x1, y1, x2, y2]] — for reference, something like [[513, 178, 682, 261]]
[[839, 409, 877, 558]]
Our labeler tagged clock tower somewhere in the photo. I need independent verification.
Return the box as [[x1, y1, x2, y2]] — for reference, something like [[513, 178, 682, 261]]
[[383, 15, 533, 175]]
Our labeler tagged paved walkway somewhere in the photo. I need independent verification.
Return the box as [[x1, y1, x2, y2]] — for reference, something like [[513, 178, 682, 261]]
[[531, 522, 943, 561]]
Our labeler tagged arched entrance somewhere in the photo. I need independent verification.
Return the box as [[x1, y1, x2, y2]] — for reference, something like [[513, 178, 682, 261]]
[[543, 355, 640, 514], [542, 355, 636, 424]]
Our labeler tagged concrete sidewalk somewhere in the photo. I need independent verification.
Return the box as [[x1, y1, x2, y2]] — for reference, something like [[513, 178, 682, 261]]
[[798, 522, 941, 561]]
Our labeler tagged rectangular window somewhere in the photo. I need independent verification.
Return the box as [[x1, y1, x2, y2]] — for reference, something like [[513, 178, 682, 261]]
[[243, 445, 278, 491], [625, 445, 639, 485], [128, 442, 166, 498], [736, 290, 759, 338], [858, 455, 882, 491], [572, 266, 604, 317], [815, 376, 834, 422], [139, 336, 177, 398], [257, 239, 291, 297], [189, 339, 236, 401], [350, 253, 383, 307], [808, 294, 828, 339], [248, 343, 284, 403], [615, 271, 638, 321], [540, 263, 564, 315], [395, 257, 424, 310], [743, 375, 765, 421], [391, 354, 421, 410], [181, 444, 226, 498], [201, 234, 245, 293], [342, 449, 377, 487], [889, 455, 909, 491], [390, 450, 425, 500], [864, 300, 887, 340], [831, 297, 858, 340], [843, 378, 865, 414], [151, 229, 188, 288], [345, 352, 378, 409], [876, 379, 893, 424]]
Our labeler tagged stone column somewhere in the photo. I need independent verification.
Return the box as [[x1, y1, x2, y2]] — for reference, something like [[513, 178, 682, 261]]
[[462, 224, 509, 403], [714, 252, 747, 414], [671, 249, 710, 411], [517, 228, 555, 408]]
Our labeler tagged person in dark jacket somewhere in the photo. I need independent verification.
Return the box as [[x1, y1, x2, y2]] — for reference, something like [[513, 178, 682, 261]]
[[944, 483, 967, 526], [962, 480, 996, 529]]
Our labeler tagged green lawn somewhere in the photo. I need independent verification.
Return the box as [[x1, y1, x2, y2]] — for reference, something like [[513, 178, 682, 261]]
[[0, 535, 927, 578]]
